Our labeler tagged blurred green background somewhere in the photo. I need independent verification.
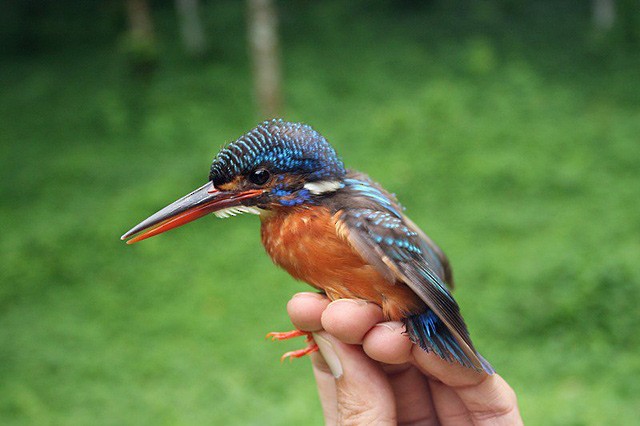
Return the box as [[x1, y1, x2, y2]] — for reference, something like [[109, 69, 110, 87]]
[[1, 1, 639, 424]]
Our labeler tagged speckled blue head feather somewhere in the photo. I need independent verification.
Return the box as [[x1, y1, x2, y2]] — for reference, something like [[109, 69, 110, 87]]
[[209, 120, 346, 186]]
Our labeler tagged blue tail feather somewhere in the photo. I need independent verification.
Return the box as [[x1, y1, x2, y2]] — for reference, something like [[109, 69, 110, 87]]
[[404, 310, 494, 375]]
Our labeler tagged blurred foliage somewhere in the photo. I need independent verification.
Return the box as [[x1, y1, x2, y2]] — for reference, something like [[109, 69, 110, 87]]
[[1, 1, 639, 425]]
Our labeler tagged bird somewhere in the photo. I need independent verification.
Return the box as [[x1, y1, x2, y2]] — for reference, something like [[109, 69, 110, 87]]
[[121, 119, 494, 374]]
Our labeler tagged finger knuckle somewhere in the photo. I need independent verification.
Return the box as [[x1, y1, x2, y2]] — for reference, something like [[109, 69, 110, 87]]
[[337, 388, 395, 425]]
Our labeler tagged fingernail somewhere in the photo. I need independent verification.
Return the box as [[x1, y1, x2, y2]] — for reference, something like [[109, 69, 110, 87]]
[[375, 321, 405, 332], [313, 333, 343, 379], [293, 292, 325, 299], [328, 298, 368, 307]]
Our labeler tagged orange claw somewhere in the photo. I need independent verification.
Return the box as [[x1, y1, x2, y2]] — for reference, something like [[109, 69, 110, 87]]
[[266, 329, 308, 341], [280, 342, 319, 361], [266, 329, 318, 361]]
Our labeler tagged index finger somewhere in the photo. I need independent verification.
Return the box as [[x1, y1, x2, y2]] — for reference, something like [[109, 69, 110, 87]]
[[286, 292, 330, 331]]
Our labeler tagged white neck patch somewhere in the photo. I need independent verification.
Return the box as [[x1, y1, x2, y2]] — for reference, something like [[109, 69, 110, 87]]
[[214, 205, 263, 219], [304, 180, 343, 195]]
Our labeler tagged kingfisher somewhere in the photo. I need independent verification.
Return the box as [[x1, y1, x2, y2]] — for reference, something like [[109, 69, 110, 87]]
[[121, 119, 493, 374]]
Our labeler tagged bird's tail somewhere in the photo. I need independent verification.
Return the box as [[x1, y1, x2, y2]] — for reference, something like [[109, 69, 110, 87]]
[[404, 310, 494, 375]]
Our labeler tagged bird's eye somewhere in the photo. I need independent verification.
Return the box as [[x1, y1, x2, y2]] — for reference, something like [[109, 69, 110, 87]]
[[248, 168, 270, 186]]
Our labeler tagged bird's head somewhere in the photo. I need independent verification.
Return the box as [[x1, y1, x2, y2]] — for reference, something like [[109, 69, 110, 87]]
[[121, 120, 346, 244]]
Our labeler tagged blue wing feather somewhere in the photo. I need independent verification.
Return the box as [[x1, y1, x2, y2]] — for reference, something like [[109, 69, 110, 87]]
[[333, 174, 493, 374]]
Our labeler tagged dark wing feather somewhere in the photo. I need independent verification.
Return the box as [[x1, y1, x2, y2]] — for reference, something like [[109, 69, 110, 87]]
[[337, 171, 454, 287], [402, 214, 454, 288], [335, 207, 485, 372]]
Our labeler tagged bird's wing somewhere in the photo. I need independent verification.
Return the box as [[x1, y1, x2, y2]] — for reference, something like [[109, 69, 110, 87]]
[[340, 172, 454, 288], [335, 208, 483, 370], [402, 213, 454, 289]]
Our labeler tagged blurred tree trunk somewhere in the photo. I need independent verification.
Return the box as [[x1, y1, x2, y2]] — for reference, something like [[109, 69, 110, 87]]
[[593, 0, 616, 31], [126, 0, 155, 46], [124, 0, 157, 74], [175, 0, 207, 57], [247, 0, 283, 118]]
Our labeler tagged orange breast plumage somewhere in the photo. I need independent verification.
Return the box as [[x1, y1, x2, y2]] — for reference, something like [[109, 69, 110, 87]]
[[260, 206, 425, 320]]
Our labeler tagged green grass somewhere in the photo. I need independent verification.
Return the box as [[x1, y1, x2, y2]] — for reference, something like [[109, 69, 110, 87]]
[[1, 1, 639, 424]]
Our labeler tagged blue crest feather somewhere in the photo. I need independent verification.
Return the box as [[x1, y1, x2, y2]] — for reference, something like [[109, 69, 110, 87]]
[[209, 119, 346, 185]]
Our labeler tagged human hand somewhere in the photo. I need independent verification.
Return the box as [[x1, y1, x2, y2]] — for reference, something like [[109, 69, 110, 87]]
[[286, 292, 523, 425]]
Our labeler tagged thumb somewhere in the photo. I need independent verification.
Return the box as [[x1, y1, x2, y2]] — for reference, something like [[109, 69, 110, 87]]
[[312, 332, 396, 425]]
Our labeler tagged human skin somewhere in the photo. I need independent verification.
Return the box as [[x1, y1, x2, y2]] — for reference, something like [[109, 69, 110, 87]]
[[286, 292, 523, 425]]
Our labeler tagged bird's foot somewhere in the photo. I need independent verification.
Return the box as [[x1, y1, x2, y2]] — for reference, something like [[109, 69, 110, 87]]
[[266, 329, 319, 361]]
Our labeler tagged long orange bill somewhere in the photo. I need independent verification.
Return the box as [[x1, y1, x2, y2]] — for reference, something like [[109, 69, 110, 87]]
[[121, 182, 263, 244]]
